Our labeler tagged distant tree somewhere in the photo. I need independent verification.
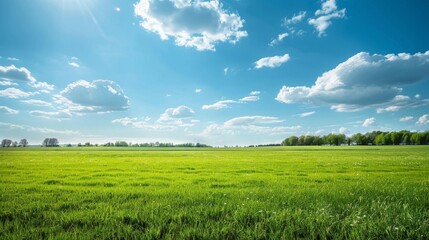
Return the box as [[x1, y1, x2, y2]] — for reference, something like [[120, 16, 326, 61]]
[[410, 133, 424, 145], [77, 143, 82, 147], [352, 133, 362, 145], [19, 139, 28, 147], [403, 134, 411, 145], [346, 137, 352, 146], [298, 136, 305, 146], [115, 141, 129, 147], [84, 142, 91, 147], [288, 136, 299, 146], [391, 132, 401, 145], [304, 135, 314, 146], [42, 138, 59, 147], [374, 133, 384, 145], [382, 133, 392, 145], [313, 136, 323, 146], [1, 139, 12, 147], [12, 141, 18, 147]]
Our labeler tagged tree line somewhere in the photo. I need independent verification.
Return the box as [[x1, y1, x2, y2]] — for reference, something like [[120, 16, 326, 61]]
[[1, 139, 28, 147], [77, 141, 211, 148], [282, 130, 429, 146]]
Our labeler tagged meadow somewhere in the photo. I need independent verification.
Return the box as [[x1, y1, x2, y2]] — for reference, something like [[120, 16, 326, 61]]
[[0, 146, 428, 239]]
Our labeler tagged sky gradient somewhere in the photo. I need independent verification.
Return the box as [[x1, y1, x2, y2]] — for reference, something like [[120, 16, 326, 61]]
[[1, 0, 429, 146]]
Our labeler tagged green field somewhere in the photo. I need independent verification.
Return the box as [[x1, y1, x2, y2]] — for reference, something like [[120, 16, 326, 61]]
[[0, 146, 428, 239]]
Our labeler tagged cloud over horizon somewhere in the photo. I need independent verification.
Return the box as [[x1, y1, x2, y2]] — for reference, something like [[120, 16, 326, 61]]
[[276, 51, 429, 112]]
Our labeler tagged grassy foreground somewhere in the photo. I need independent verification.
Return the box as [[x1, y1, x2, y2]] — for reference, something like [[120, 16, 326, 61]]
[[0, 146, 428, 239]]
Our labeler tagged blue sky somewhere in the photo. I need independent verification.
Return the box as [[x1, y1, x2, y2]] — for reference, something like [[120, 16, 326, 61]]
[[1, 0, 428, 146]]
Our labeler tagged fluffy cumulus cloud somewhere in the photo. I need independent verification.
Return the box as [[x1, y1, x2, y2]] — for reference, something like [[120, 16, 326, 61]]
[[400, 116, 414, 122], [269, 32, 288, 46], [339, 127, 348, 134], [276, 51, 429, 112], [416, 114, 429, 125], [159, 105, 195, 121], [199, 115, 301, 137], [59, 80, 129, 113], [202, 91, 260, 110], [362, 117, 375, 127], [134, 0, 247, 51], [0, 65, 54, 91], [113, 105, 197, 130], [308, 0, 346, 36], [0, 106, 19, 114], [0, 88, 35, 99], [254, 54, 290, 69]]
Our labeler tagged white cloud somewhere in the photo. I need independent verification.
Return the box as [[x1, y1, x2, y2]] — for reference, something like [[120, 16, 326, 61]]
[[113, 117, 172, 130], [415, 94, 420, 98], [199, 116, 300, 137], [195, 88, 202, 93], [21, 99, 52, 107], [315, 0, 338, 15], [29, 110, 72, 121], [0, 122, 78, 135], [276, 51, 429, 112], [115, 7, 121, 12], [0, 106, 19, 114], [134, 0, 247, 51], [0, 88, 35, 98], [202, 99, 236, 110], [7, 57, 19, 61], [283, 11, 306, 26], [113, 106, 196, 130], [362, 117, 375, 127], [68, 62, 80, 68], [416, 114, 429, 125], [0, 81, 18, 86], [59, 80, 129, 113], [225, 116, 283, 126], [339, 127, 348, 134], [159, 105, 195, 120], [269, 32, 289, 46], [0, 65, 54, 91], [254, 54, 290, 69], [299, 111, 315, 117], [203, 91, 260, 110], [400, 116, 413, 122], [239, 95, 259, 102], [315, 129, 325, 135], [224, 67, 229, 75], [308, 0, 346, 36]]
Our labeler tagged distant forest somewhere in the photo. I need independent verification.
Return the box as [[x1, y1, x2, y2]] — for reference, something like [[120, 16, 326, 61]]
[[282, 130, 429, 146], [2, 130, 429, 148], [78, 141, 211, 148]]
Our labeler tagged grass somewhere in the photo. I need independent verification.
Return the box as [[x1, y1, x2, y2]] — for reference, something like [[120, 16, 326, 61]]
[[0, 146, 428, 239]]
